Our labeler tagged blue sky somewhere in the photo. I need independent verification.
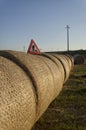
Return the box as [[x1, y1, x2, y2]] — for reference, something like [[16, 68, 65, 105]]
[[0, 0, 86, 52]]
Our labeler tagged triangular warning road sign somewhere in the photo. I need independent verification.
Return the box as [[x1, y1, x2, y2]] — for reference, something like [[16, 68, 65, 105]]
[[27, 39, 41, 54]]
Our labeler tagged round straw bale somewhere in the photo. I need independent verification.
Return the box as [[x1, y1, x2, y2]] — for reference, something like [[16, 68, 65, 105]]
[[74, 54, 85, 65], [0, 56, 36, 130], [59, 54, 73, 69], [65, 54, 74, 67], [41, 53, 65, 83], [51, 54, 71, 83]]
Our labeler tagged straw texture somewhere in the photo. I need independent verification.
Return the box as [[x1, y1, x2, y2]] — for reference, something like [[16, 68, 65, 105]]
[[51, 54, 73, 83], [0, 50, 73, 130], [0, 56, 36, 130]]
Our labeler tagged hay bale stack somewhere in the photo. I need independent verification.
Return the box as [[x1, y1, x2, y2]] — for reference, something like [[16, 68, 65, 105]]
[[0, 50, 73, 130]]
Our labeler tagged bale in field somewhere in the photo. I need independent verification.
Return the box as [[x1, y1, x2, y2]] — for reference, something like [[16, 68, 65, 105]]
[[74, 54, 85, 65]]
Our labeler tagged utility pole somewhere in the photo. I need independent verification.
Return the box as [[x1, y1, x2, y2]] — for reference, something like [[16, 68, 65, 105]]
[[66, 25, 70, 51]]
